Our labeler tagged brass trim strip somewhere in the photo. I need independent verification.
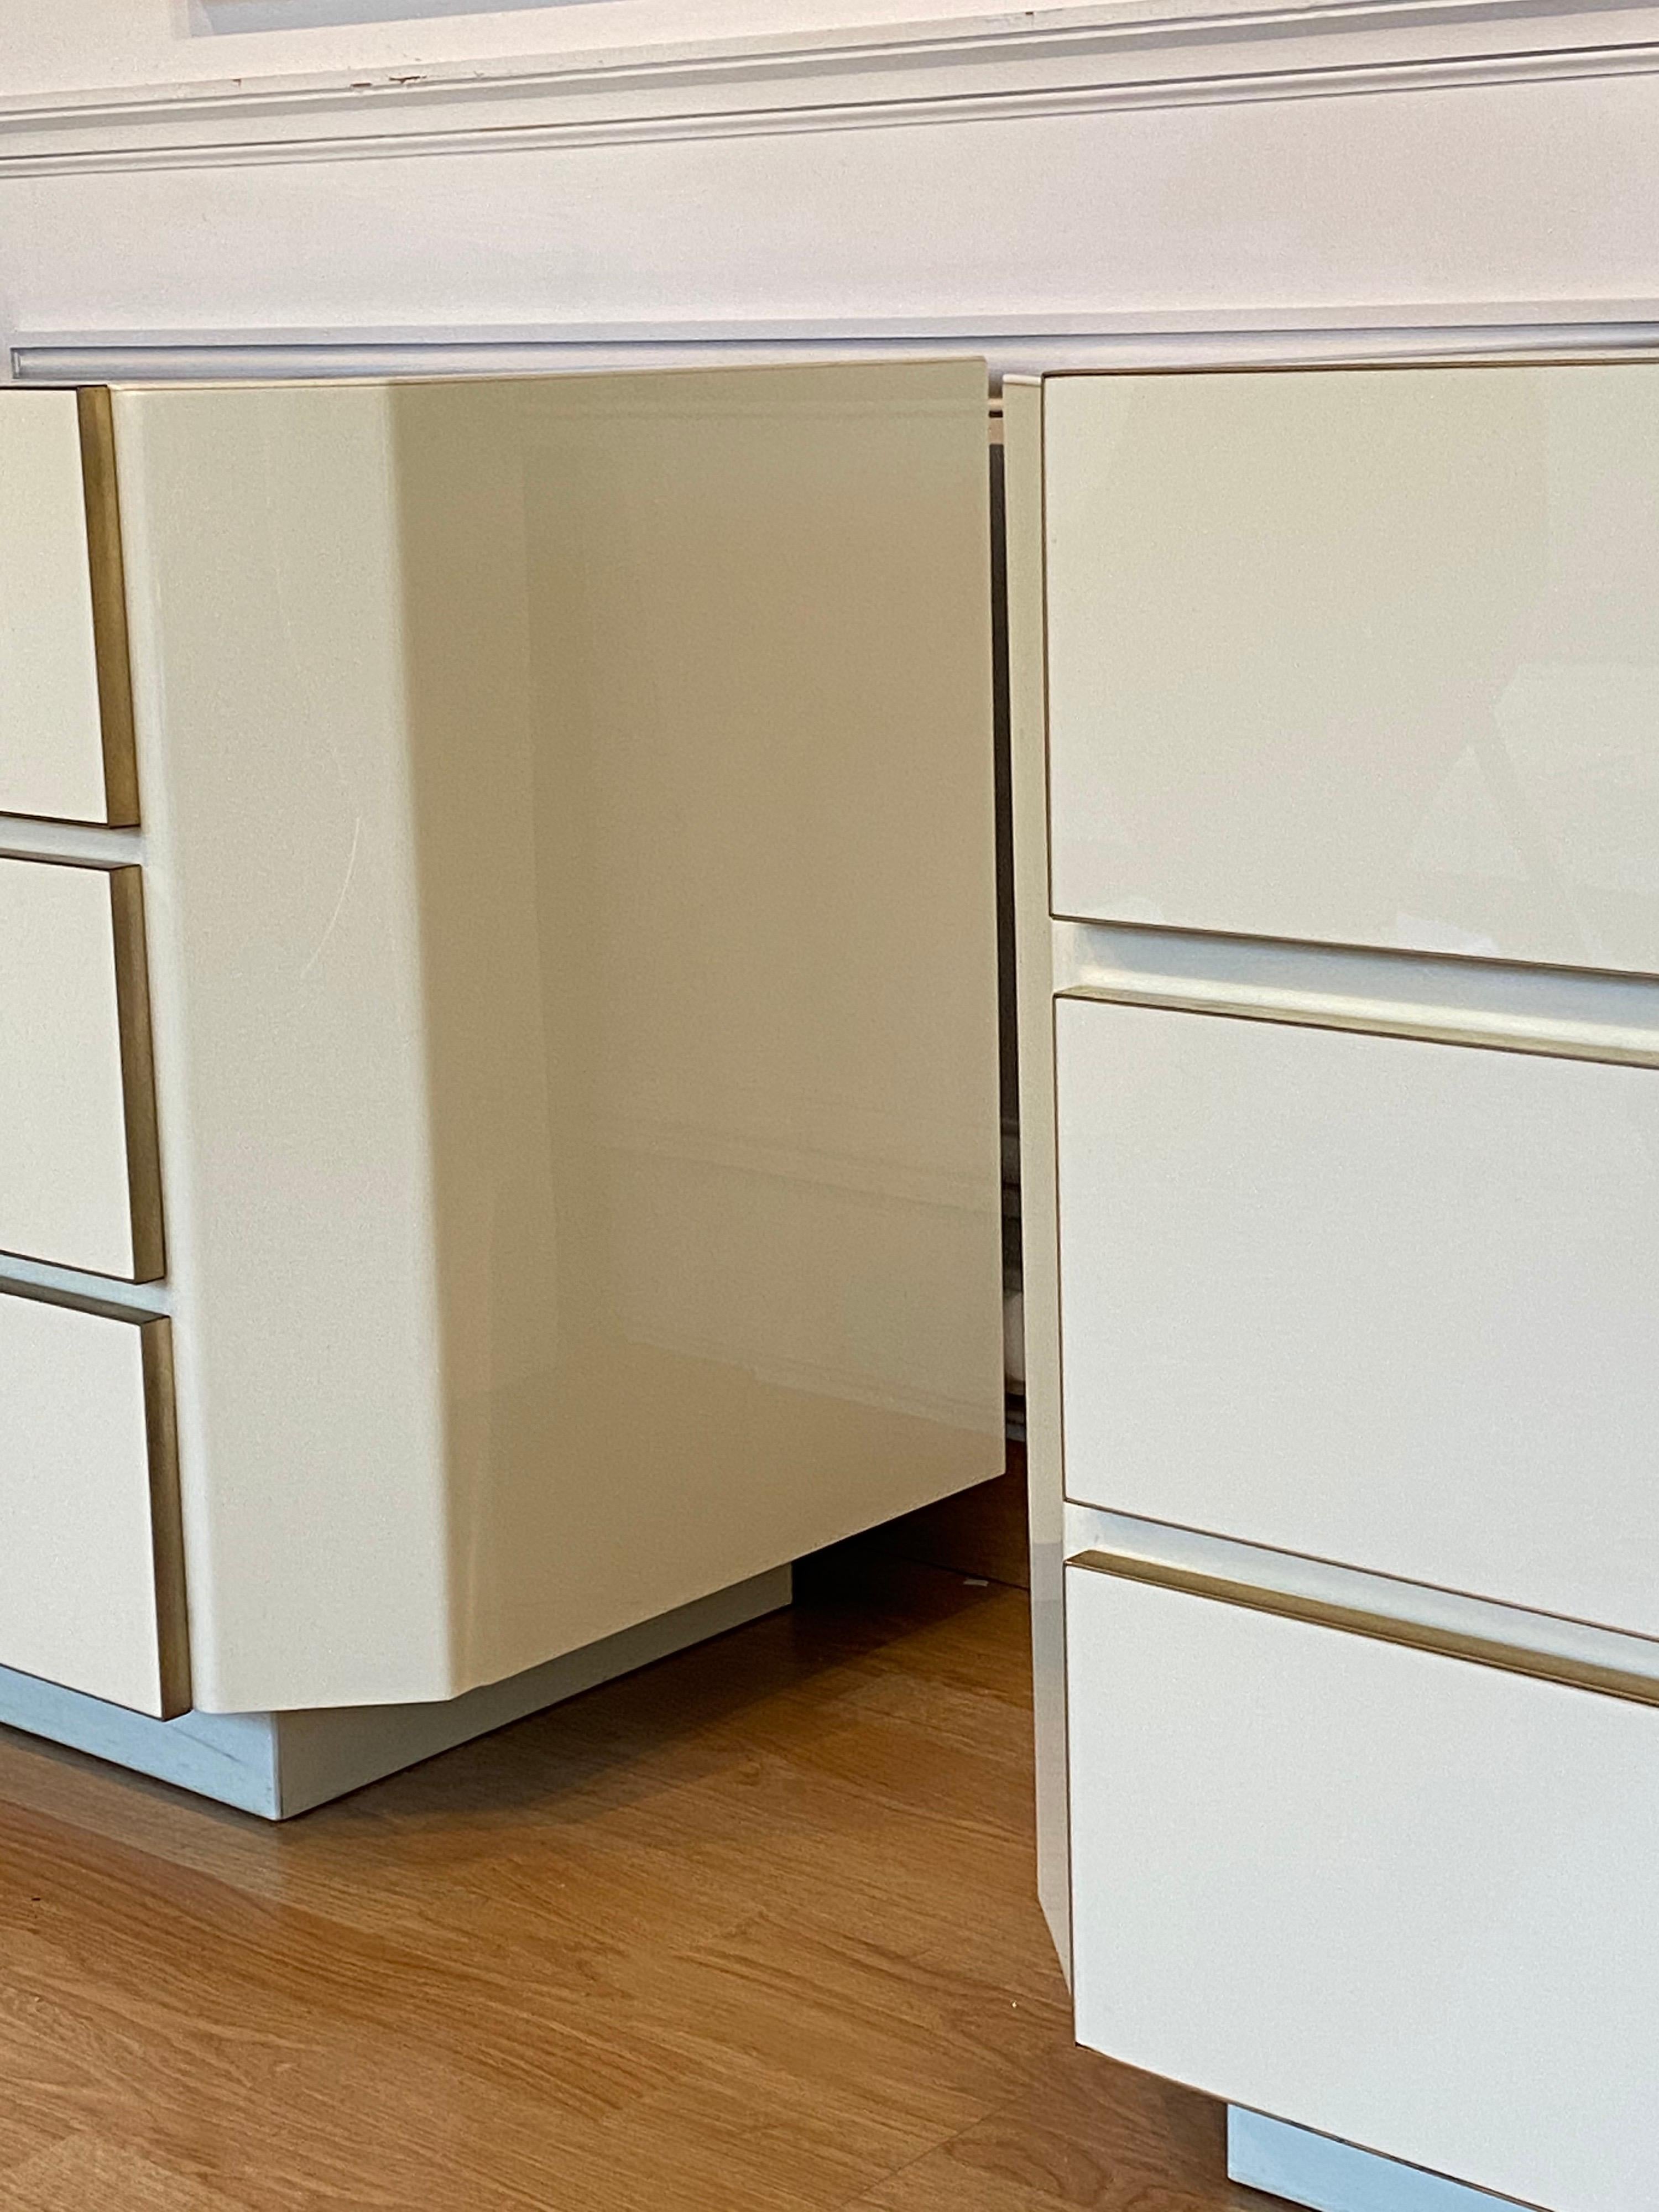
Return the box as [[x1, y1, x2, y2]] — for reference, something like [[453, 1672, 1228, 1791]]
[[107, 865, 166, 1284], [1069, 1548, 1659, 1713], [139, 1314, 191, 1720], [1056, 979, 1659, 1074], [75, 387, 139, 828], [0, 1270, 161, 1326]]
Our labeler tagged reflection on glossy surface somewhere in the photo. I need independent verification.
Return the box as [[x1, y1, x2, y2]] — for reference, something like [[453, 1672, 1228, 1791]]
[[1046, 363, 1659, 973], [1057, 996, 1659, 1638], [391, 369, 1004, 1688], [124, 364, 1003, 1706]]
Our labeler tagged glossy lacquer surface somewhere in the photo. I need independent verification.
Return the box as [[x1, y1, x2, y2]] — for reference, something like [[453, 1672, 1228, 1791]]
[[0, 393, 110, 825], [0, 1287, 183, 1718], [119, 363, 1003, 1711], [0, 856, 149, 1280], [1003, 378, 1071, 1978], [1056, 997, 1659, 1638], [1067, 1563, 1659, 2212], [1046, 363, 1659, 973]]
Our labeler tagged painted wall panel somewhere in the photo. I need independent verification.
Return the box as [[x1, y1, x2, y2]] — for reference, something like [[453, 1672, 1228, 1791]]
[[7, 75, 1659, 353]]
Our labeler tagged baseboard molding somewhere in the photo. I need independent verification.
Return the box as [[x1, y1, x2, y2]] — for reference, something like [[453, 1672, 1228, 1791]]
[[0, 1566, 792, 1819], [3, 0, 1659, 176], [1228, 2111, 1532, 2211]]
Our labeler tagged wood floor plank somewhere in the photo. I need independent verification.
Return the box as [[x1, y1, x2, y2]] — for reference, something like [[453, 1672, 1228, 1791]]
[[0, 1563, 1251, 2212], [0, 2138, 246, 2211], [604, 2052, 957, 2211], [599, 1912, 1068, 2140], [867, 2044, 1279, 2211], [851, 2154, 1272, 2212]]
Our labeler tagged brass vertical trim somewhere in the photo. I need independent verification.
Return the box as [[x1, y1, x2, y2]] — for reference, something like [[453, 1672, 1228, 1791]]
[[75, 387, 139, 828], [107, 865, 166, 1284], [139, 1315, 191, 1718], [1069, 1548, 1659, 1713]]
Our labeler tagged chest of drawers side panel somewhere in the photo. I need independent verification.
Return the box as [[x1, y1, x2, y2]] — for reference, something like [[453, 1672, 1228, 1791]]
[[1005, 376, 1071, 1973]]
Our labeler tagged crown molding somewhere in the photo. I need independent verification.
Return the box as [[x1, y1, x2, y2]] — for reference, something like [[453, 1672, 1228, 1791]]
[[1, 0, 1657, 175]]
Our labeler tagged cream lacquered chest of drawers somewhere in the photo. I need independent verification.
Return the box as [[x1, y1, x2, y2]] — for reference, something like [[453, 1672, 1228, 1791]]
[[1006, 362, 1659, 2212], [0, 361, 1005, 1807]]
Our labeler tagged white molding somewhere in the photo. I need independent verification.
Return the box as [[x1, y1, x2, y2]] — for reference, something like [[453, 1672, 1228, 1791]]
[[17, 306, 1659, 386], [3, 0, 1659, 175]]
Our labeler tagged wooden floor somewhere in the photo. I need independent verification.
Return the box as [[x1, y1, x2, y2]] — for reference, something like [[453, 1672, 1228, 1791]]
[[0, 1549, 1272, 2212]]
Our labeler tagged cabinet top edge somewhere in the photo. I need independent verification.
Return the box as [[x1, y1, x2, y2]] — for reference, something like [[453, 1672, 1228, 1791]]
[[13, 355, 994, 403], [1040, 350, 1659, 381]]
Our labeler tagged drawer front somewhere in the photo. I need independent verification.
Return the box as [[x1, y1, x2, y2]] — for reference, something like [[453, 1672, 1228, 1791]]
[[0, 390, 137, 826], [1066, 1557, 1659, 2212], [1045, 363, 1659, 973], [1056, 995, 1659, 1637], [0, 1287, 187, 1717], [0, 857, 163, 1281]]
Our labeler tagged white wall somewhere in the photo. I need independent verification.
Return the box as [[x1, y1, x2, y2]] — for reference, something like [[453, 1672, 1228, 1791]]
[[0, 9, 1653, 520], [0, 3, 1652, 485], [5, 61, 1658, 362]]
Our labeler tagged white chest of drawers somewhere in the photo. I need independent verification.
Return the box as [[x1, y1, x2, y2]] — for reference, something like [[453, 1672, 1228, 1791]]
[[0, 362, 1005, 1771], [1007, 361, 1659, 2212]]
